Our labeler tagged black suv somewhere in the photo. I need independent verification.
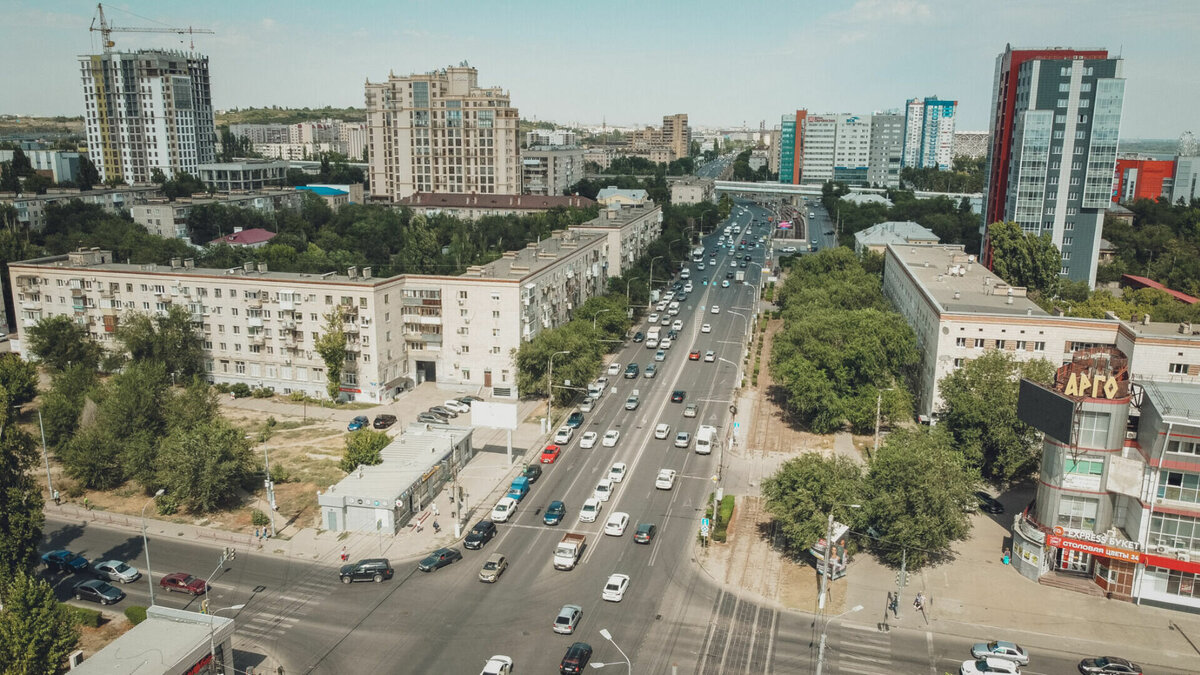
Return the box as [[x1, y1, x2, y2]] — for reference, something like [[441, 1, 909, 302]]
[[523, 464, 543, 483], [559, 642, 593, 674], [632, 331, 644, 343], [464, 521, 497, 550], [339, 558, 394, 584], [372, 414, 397, 429]]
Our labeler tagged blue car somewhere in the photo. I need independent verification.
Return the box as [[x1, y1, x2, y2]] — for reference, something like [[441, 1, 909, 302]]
[[544, 500, 567, 526], [566, 412, 584, 429], [42, 550, 89, 574], [347, 415, 369, 432]]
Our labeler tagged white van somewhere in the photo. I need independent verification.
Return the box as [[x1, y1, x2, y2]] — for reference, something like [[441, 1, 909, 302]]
[[695, 425, 717, 455]]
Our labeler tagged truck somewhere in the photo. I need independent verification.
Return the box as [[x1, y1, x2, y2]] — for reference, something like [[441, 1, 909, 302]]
[[507, 476, 531, 502], [695, 425, 717, 455], [553, 533, 587, 570], [735, 270, 746, 283], [650, 289, 661, 303]]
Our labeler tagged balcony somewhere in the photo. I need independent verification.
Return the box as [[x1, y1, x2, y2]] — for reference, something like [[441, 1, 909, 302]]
[[343, 322, 360, 333], [248, 296, 263, 309], [249, 335, 265, 346], [338, 303, 359, 315]]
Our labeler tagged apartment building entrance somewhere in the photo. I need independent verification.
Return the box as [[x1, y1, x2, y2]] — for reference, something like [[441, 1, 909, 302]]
[[415, 361, 437, 384]]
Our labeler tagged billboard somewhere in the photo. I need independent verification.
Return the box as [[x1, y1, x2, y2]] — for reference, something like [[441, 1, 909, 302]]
[[1017, 379, 1075, 442], [471, 401, 519, 431]]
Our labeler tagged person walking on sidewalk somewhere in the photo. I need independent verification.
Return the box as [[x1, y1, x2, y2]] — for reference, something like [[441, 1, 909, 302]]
[[913, 592, 926, 613], [888, 592, 899, 618], [431, 503, 439, 517], [340, 546, 349, 563]]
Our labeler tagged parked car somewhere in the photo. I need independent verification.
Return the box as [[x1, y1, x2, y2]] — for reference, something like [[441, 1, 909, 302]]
[[416, 413, 449, 425], [560, 642, 593, 674], [42, 550, 89, 574], [73, 579, 125, 605], [444, 400, 471, 414], [554, 426, 574, 444], [418, 547, 463, 572], [633, 522, 657, 544], [1077, 656, 1143, 674], [429, 406, 458, 419], [460, 395, 484, 403], [971, 641, 1029, 666], [480, 655, 514, 675], [566, 411, 585, 428], [553, 604, 583, 635], [579, 397, 596, 413], [92, 560, 141, 583], [478, 554, 508, 583], [464, 521, 497, 550], [544, 500, 567, 525], [372, 414, 397, 429], [541, 444, 562, 463], [523, 464, 543, 483], [579, 432, 598, 449], [655, 469, 677, 490], [160, 572, 209, 595], [601, 573, 630, 602], [491, 497, 517, 523], [347, 415, 369, 431]]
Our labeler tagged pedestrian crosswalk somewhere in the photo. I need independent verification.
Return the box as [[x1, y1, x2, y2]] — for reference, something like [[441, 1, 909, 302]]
[[828, 621, 894, 675], [233, 571, 337, 645]]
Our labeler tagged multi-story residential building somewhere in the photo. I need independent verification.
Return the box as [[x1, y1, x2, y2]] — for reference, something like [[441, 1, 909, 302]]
[[521, 147, 585, 196], [527, 129, 577, 148], [868, 113, 904, 187], [396, 193, 594, 220], [583, 147, 614, 171], [670, 177, 714, 205], [952, 131, 990, 160], [197, 160, 289, 192], [229, 123, 290, 144], [1173, 155, 1200, 205], [595, 187, 649, 208], [778, 111, 806, 185], [881, 243, 1200, 421], [902, 96, 958, 170], [982, 46, 1125, 287], [831, 114, 872, 185], [9, 208, 658, 401], [1112, 157, 1176, 203], [365, 65, 521, 201], [1011, 357, 1200, 613], [79, 50, 216, 184], [130, 189, 306, 241], [661, 114, 691, 160], [766, 128, 782, 176], [2, 186, 160, 231], [230, 120, 368, 161], [0, 150, 82, 184]]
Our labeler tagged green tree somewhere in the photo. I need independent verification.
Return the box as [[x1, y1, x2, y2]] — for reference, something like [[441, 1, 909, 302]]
[[939, 350, 1056, 484], [156, 418, 253, 513], [38, 365, 97, 450], [986, 221, 1061, 292], [22, 173, 52, 195], [762, 454, 865, 558], [865, 427, 976, 569], [0, 571, 79, 674], [0, 164, 20, 193], [25, 315, 102, 372], [314, 310, 347, 400], [113, 305, 205, 377], [77, 156, 100, 191], [339, 429, 391, 472], [102, 362, 171, 490], [9, 149, 33, 177], [0, 354, 38, 407], [60, 426, 123, 490], [0, 403, 44, 583]]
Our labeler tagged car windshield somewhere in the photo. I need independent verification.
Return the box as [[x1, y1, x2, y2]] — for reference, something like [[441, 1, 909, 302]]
[[113, 563, 131, 573], [96, 582, 115, 593], [483, 561, 498, 570]]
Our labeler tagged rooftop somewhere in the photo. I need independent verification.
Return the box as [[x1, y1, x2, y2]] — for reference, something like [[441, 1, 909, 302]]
[[841, 193, 893, 206], [397, 193, 595, 210], [209, 228, 277, 246], [322, 425, 472, 504], [70, 606, 231, 675], [1140, 380, 1200, 423], [461, 229, 606, 281], [296, 186, 349, 197], [574, 203, 661, 230], [596, 186, 649, 202], [855, 221, 940, 247], [1121, 274, 1199, 304], [887, 243, 1049, 317]]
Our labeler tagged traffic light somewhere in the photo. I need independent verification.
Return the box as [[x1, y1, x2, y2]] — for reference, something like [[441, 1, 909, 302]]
[[896, 571, 908, 587]]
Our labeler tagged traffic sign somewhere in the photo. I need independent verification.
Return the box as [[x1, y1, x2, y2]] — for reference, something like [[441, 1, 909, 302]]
[[733, 422, 740, 429], [701, 518, 711, 529], [701, 526, 710, 537]]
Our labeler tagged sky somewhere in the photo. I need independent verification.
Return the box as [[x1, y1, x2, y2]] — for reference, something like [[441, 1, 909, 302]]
[[2, 0, 1197, 139]]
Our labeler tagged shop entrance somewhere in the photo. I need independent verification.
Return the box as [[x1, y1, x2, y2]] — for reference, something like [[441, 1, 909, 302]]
[[1058, 548, 1092, 574]]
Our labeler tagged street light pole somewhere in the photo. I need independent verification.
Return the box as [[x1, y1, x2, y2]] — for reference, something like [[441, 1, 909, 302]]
[[547, 350, 571, 430], [815, 605, 863, 675], [141, 488, 165, 605], [208, 603, 245, 675], [599, 628, 631, 674], [592, 308, 614, 332], [647, 255, 663, 309], [873, 387, 894, 457]]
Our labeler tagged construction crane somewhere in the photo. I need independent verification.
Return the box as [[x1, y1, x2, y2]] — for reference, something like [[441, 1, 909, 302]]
[[89, 3, 213, 52]]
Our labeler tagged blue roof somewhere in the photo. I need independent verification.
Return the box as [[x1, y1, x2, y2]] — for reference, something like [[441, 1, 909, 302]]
[[296, 186, 349, 196]]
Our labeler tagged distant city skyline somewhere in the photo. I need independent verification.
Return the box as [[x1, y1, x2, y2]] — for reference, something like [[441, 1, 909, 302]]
[[2, 0, 1197, 139]]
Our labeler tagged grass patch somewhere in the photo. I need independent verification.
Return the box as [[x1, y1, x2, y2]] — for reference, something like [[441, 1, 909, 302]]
[[705, 494, 736, 543]]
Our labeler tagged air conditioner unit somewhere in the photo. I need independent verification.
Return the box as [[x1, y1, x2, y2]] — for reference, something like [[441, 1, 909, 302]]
[[1153, 545, 1168, 553], [1179, 552, 1191, 562]]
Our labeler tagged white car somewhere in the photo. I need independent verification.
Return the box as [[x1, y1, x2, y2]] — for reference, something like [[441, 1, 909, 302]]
[[491, 497, 517, 523], [705, 350, 716, 362], [602, 573, 630, 602], [675, 431, 691, 448], [663, 291, 675, 301], [579, 431, 598, 448], [607, 363, 621, 376], [654, 423, 671, 439], [608, 462, 627, 483], [701, 323, 712, 333], [604, 512, 630, 536], [684, 282, 693, 292], [659, 338, 673, 350], [580, 397, 596, 412], [480, 655, 513, 675], [554, 426, 574, 445], [959, 657, 1020, 675], [602, 430, 620, 447], [648, 313, 660, 324], [721, 280, 730, 288], [444, 400, 471, 413], [660, 315, 671, 325], [655, 301, 668, 312], [655, 469, 677, 490], [594, 478, 614, 502], [711, 305, 721, 314], [580, 498, 602, 522], [671, 320, 683, 331]]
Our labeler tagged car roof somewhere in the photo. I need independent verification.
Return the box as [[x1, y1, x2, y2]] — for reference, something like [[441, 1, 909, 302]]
[[559, 603, 582, 613], [548, 500, 564, 509]]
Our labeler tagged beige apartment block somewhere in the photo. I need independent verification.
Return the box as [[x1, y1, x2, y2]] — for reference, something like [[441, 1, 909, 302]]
[[571, 204, 663, 276], [662, 114, 691, 160], [396, 193, 595, 220], [521, 147, 585, 196], [669, 177, 714, 205], [131, 189, 306, 241], [365, 65, 521, 201], [3, 186, 160, 231], [882, 244, 1200, 420]]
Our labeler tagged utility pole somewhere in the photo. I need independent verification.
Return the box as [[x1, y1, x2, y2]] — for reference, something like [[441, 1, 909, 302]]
[[263, 445, 277, 537], [819, 511, 834, 610]]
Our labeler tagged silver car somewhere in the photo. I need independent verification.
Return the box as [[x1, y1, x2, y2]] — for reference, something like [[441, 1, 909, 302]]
[[553, 603, 583, 634]]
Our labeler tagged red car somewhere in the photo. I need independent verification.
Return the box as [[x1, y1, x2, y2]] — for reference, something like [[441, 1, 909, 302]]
[[688, 350, 701, 361], [159, 573, 209, 596], [540, 444, 562, 464]]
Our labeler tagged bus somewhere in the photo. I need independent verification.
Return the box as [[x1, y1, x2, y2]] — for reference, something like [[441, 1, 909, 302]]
[[691, 246, 705, 263]]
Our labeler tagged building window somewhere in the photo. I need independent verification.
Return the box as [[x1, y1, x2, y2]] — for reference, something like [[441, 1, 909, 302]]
[[492, 310, 501, 319], [974, 338, 986, 348], [1169, 363, 1189, 374], [1077, 411, 1111, 448], [956, 337, 967, 347], [1158, 471, 1200, 504], [1016, 340, 1027, 350], [1034, 341, 1046, 351], [461, 345, 469, 354], [1056, 495, 1098, 530], [953, 358, 964, 368], [1167, 440, 1200, 456], [1150, 512, 1200, 552], [1065, 458, 1104, 476]]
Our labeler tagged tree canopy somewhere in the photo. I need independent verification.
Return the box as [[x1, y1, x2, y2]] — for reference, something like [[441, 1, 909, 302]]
[[762, 454, 865, 557], [0, 571, 79, 674], [25, 315, 102, 372], [985, 221, 1062, 293]]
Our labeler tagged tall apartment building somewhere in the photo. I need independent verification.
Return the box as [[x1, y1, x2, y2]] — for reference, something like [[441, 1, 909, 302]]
[[796, 114, 872, 185], [231, 120, 367, 161], [79, 50, 217, 185], [982, 46, 1125, 287], [868, 113, 904, 187], [798, 114, 836, 183], [365, 65, 521, 201], [521, 147, 585, 196], [526, 129, 577, 147], [661, 114, 691, 159], [9, 204, 660, 403], [902, 96, 958, 170], [777, 111, 806, 185]]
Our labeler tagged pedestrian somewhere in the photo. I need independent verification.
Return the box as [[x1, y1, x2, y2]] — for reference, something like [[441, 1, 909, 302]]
[[889, 594, 898, 618], [913, 592, 925, 612], [52, 489, 60, 506], [432, 520, 441, 533], [255, 527, 260, 540], [83, 497, 90, 511], [431, 503, 439, 516], [1002, 547, 1011, 565], [340, 546, 348, 563]]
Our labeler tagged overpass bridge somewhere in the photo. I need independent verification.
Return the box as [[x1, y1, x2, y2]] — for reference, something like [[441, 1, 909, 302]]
[[714, 179, 981, 203]]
